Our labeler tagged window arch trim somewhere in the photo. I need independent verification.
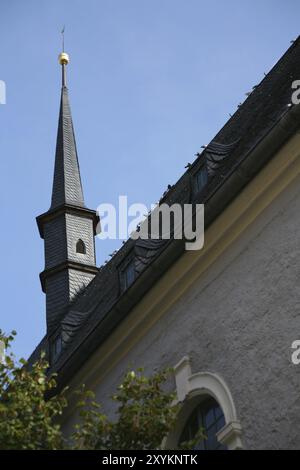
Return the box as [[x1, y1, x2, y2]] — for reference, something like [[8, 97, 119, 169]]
[[163, 356, 243, 450]]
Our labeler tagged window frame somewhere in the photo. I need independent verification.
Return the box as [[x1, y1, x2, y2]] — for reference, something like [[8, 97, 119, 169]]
[[163, 358, 243, 450], [193, 163, 208, 194], [50, 333, 62, 364], [118, 250, 137, 293], [179, 396, 227, 450], [122, 259, 136, 291], [76, 239, 86, 255]]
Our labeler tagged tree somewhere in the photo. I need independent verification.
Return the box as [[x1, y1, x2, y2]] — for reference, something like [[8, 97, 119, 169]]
[[0, 331, 203, 450], [0, 331, 66, 450], [72, 369, 179, 450]]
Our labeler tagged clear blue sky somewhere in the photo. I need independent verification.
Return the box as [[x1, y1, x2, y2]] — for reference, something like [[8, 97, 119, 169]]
[[1, 0, 299, 360]]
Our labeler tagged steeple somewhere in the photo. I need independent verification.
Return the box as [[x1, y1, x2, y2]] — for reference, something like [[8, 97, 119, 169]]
[[36, 48, 99, 336], [51, 51, 85, 209]]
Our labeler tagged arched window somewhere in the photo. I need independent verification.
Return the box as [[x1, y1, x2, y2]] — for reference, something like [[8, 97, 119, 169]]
[[179, 397, 227, 450], [76, 239, 86, 254], [164, 358, 243, 450]]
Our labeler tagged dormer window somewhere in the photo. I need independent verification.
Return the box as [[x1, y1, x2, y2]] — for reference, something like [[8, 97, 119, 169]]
[[123, 260, 136, 290], [50, 334, 62, 364], [76, 239, 86, 254], [195, 165, 208, 193]]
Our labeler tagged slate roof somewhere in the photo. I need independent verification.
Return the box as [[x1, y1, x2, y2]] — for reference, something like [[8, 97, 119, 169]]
[[51, 86, 85, 209], [29, 37, 300, 387]]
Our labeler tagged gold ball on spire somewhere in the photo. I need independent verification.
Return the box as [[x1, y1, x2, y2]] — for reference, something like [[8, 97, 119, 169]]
[[58, 52, 69, 65]]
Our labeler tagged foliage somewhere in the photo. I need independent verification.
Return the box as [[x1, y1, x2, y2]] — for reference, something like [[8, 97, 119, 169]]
[[0, 330, 66, 450], [0, 331, 203, 450], [72, 368, 180, 450]]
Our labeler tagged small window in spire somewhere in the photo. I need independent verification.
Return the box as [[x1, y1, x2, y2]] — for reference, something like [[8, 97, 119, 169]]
[[76, 239, 86, 254]]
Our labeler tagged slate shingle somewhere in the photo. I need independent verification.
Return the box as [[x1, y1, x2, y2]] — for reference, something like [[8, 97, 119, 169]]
[[51, 87, 85, 209]]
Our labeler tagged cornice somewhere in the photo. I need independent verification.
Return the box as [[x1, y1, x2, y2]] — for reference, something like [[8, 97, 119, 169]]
[[36, 203, 99, 238], [39, 260, 99, 292]]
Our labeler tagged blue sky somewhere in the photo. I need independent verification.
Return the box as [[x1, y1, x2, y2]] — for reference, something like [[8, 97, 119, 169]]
[[1, 0, 299, 360]]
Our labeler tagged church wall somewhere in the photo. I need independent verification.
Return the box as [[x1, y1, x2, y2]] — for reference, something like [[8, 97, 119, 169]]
[[61, 144, 300, 449]]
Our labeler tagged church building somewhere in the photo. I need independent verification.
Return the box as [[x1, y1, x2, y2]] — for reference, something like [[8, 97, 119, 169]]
[[29, 39, 300, 450]]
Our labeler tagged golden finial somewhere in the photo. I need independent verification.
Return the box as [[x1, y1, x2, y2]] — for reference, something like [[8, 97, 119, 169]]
[[58, 26, 69, 65], [58, 52, 69, 65]]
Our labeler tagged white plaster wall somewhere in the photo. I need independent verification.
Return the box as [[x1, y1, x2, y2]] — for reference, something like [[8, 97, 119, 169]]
[[63, 172, 300, 449]]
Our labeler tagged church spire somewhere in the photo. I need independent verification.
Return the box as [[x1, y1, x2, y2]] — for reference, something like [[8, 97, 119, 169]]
[[36, 47, 99, 336], [50, 51, 85, 210]]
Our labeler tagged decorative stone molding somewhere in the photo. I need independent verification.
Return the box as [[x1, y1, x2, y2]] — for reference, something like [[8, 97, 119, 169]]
[[165, 356, 243, 450], [216, 421, 243, 450], [174, 355, 192, 401]]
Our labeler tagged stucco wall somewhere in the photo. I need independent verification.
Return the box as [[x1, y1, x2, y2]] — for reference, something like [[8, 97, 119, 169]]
[[63, 171, 300, 450]]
